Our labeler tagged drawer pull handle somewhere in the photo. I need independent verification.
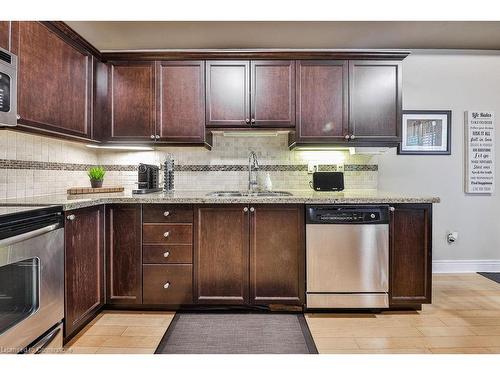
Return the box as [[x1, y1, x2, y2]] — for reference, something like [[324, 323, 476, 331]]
[[163, 211, 170, 217], [163, 282, 171, 289], [163, 231, 170, 238], [163, 251, 170, 258]]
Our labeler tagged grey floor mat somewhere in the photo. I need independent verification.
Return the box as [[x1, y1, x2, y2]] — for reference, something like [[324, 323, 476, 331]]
[[155, 313, 317, 354], [478, 272, 500, 284]]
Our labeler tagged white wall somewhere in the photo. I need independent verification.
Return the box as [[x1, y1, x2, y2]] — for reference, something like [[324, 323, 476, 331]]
[[377, 50, 500, 262]]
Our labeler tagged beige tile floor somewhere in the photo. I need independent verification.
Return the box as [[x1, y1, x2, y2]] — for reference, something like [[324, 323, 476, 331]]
[[307, 273, 500, 354], [64, 273, 500, 354], [64, 311, 175, 354]]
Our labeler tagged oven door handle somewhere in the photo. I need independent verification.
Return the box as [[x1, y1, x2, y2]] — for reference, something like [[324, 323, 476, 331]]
[[0, 223, 61, 247]]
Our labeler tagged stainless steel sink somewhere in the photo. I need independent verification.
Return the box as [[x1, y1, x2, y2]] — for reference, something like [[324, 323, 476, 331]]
[[206, 191, 244, 197], [207, 191, 292, 197], [254, 191, 293, 197]]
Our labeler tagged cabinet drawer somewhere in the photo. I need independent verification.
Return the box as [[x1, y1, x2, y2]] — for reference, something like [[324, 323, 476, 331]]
[[143, 224, 192, 244], [143, 264, 193, 304], [143, 205, 193, 223], [143, 244, 193, 264]]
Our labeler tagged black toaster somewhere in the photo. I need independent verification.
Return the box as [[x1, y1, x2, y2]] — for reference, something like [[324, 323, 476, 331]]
[[311, 172, 344, 191]]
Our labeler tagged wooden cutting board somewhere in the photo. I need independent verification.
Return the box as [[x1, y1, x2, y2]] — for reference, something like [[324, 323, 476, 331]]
[[67, 187, 124, 195]]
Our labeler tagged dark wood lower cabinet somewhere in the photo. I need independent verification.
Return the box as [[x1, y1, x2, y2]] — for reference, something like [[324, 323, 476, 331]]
[[194, 205, 250, 304], [0, 21, 9, 51], [194, 204, 305, 307], [106, 205, 143, 305], [389, 204, 432, 306], [249, 205, 305, 305], [64, 203, 432, 316], [64, 206, 104, 339]]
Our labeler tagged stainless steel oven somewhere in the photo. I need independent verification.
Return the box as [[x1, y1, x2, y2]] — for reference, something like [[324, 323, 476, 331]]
[[0, 206, 64, 353], [0, 47, 17, 127]]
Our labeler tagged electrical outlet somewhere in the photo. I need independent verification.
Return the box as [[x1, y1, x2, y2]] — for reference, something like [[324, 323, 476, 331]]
[[308, 162, 318, 174], [337, 164, 344, 172]]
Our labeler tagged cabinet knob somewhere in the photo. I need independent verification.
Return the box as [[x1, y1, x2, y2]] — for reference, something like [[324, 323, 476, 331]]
[[163, 211, 170, 217], [66, 214, 76, 221], [245, 118, 250, 124], [344, 134, 350, 140], [243, 207, 248, 212], [251, 118, 256, 124], [249, 207, 255, 212], [163, 231, 170, 238], [150, 135, 155, 139], [163, 251, 170, 258], [350, 134, 356, 140], [163, 282, 171, 289], [389, 206, 395, 212]]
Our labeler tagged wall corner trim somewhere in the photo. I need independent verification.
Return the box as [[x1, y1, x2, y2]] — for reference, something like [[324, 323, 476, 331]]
[[433, 260, 500, 273]]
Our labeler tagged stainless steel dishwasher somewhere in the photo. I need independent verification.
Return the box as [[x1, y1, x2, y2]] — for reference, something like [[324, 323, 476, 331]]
[[306, 205, 390, 309]]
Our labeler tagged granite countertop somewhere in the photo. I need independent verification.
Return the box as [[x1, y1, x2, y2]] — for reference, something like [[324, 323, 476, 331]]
[[0, 190, 440, 211]]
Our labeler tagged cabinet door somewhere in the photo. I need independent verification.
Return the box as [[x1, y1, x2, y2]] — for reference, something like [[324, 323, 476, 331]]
[[194, 205, 249, 304], [11, 22, 91, 138], [92, 60, 109, 141], [106, 205, 142, 305], [295, 60, 348, 142], [389, 204, 432, 306], [251, 60, 295, 127], [206, 61, 250, 127], [157, 61, 205, 143], [249, 205, 305, 305], [109, 62, 155, 141], [349, 60, 401, 143], [0, 21, 9, 50], [65, 206, 104, 338]]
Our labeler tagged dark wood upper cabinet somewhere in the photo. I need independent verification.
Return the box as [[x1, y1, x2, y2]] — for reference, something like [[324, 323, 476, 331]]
[[389, 204, 432, 306], [295, 60, 348, 142], [348, 60, 402, 142], [11, 22, 92, 138], [0, 21, 9, 51], [64, 206, 104, 339], [106, 205, 143, 305], [156, 61, 205, 143], [206, 61, 250, 127], [109, 62, 156, 141], [92, 60, 110, 141], [194, 205, 249, 304], [251, 60, 295, 127], [249, 205, 305, 306]]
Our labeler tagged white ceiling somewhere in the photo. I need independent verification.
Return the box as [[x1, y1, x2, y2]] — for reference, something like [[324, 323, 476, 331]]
[[65, 21, 500, 51]]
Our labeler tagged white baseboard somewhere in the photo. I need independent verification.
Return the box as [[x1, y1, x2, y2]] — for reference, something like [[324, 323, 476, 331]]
[[433, 260, 500, 273]]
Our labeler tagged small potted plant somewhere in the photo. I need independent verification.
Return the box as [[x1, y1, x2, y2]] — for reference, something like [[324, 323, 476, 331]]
[[87, 166, 106, 188]]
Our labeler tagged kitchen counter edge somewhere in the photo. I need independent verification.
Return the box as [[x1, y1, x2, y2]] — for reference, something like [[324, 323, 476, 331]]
[[0, 192, 441, 211]]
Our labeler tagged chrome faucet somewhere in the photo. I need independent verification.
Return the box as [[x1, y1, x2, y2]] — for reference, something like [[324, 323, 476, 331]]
[[248, 151, 259, 193]]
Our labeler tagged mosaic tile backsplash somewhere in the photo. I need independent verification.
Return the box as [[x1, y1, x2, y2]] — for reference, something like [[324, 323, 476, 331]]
[[0, 130, 378, 199]]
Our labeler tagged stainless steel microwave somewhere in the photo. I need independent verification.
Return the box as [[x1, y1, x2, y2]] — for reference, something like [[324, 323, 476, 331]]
[[0, 47, 17, 127]]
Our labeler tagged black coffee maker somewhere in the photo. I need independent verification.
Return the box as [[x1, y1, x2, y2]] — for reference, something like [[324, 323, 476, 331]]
[[132, 164, 162, 194]]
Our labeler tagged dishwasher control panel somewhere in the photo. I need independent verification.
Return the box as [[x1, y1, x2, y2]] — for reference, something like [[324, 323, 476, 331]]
[[306, 205, 389, 224]]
